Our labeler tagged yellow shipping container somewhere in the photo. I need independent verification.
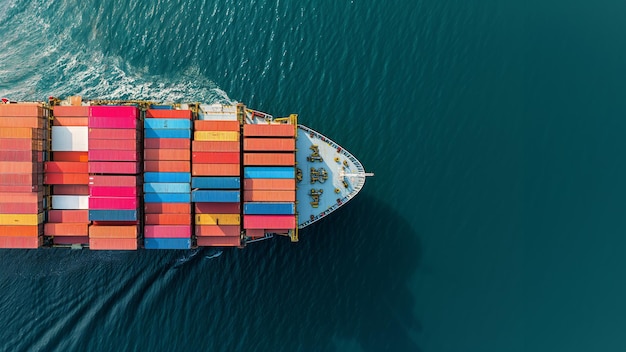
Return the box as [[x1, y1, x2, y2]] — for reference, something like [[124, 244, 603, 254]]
[[193, 131, 239, 142], [0, 213, 45, 225], [195, 214, 241, 225]]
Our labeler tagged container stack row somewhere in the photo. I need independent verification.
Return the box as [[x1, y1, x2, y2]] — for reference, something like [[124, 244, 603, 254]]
[[192, 117, 242, 247], [0, 104, 48, 248], [143, 108, 192, 249], [87, 106, 141, 250], [242, 124, 297, 238], [45, 105, 90, 246]]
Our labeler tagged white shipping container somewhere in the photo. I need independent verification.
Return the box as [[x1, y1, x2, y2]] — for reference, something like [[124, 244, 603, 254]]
[[51, 126, 88, 151], [52, 195, 89, 210]]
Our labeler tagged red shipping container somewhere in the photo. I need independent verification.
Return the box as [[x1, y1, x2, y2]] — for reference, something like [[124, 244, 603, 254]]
[[144, 225, 191, 238], [89, 106, 138, 119], [48, 210, 89, 223], [243, 124, 295, 137], [0, 103, 44, 117], [44, 173, 89, 185], [194, 120, 240, 131], [89, 197, 138, 210], [0, 225, 42, 237], [0, 236, 42, 249], [0, 138, 41, 151], [52, 116, 88, 126], [146, 109, 192, 119], [243, 178, 296, 190], [0, 161, 41, 173], [144, 138, 190, 149], [243, 153, 295, 166], [144, 148, 190, 161], [145, 214, 191, 225], [89, 238, 138, 250], [0, 116, 44, 128], [243, 138, 296, 151], [195, 225, 240, 237], [89, 225, 138, 239], [44, 223, 88, 236], [244, 190, 295, 202], [0, 150, 42, 162], [192, 163, 240, 176], [194, 202, 240, 214], [197, 236, 240, 247], [192, 141, 239, 152], [88, 161, 140, 174], [53, 151, 88, 162], [192, 152, 239, 164], [88, 117, 137, 129], [89, 186, 138, 197], [0, 173, 42, 186], [53, 106, 89, 117], [0, 203, 41, 213], [89, 128, 138, 140], [89, 139, 138, 150], [88, 150, 140, 161], [91, 221, 139, 226], [53, 236, 89, 245], [44, 161, 88, 173], [144, 160, 190, 172], [53, 185, 89, 195], [243, 215, 296, 229], [89, 175, 137, 187], [144, 203, 191, 214]]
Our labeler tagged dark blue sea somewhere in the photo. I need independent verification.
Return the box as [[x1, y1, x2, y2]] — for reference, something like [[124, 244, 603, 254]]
[[2, 0, 626, 351]]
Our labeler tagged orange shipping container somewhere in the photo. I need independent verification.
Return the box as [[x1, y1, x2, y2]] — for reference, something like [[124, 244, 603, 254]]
[[52, 116, 88, 126], [194, 120, 240, 131], [44, 223, 88, 236], [0, 192, 43, 203], [244, 190, 296, 202], [144, 161, 190, 172], [53, 185, 90, 195], [144, 138, 190, 149], [0, 173, 42, 186], [146, 109, 192, 118], [0, 225, 42, 237], [0, 103, 44, 117], [192, 163, 240, 176], [144, 203, 191, 214], [0, 185, 39, 193], [0, 138, 42, 151], [44, 161, 88, 173], [195, 225, 240, 237], [243, 138, 295, 151], [53, 106, 89, 117], [145, 214, 191, 225], [0, 202, 42, 213], [44, 173, 89, 185], [89, 225, 138, 239], [53, 152, 88, 162], [192, 141, 240, 152], [0, 236, 42, 249], [243, 124, 295, 137], [89, 139, 138, 150], [144, 148, 190, 161], [243, 153, 295, 166], [0, 128, 41, 139], [0, 162, 41, 173], [0, 116, 44, 128], [89, 238, 138, 250]]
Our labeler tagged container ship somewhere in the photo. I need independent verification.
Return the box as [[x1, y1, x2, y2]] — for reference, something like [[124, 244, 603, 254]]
[[0, 97, 372, 250]]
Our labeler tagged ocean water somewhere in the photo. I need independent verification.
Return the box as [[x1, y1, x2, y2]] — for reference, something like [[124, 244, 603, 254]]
[[1, 0, 626, 351]]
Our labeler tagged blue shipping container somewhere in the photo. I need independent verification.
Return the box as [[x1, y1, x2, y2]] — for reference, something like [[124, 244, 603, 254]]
[[192, 177, 240, 189], [144, 192, 190, 203], [243, 167, 295, 179], [149, 105, 174, 110], [144, 128, 191, 139], [144, 118, 191, 129], [144, 182, 191, 193], [243, 202, 295, 215], [144, 172, 191, 183], [144, 238, 191, 250], [89, 210, 138, 221], [191, 190, 240, 203]]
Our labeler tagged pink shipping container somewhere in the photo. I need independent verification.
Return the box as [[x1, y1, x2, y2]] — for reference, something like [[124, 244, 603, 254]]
[[243, 178, 296, 190], [0, 191, 43, 203], [89, 128, 138, 140], [89, 139, 139, 150], [243, 190, 295, 202], [194, 202, 240, 214], [89, 106, 138, 119], [0, 236, 42, 249], [246, 229, 266, 238], [195, 225, 240, 237], [89, 175, 137, 187], [88, 117, 137, 129], [88, 162, 140, 174], [53, 236, 89, 245], [243, 215, 296, 229], [48, 210, 89, 223], [89, 238, 138, 250], [144, 225, 191, 238], [0, 173, 43, 186], [88, 150, 141, 161], [89, 197, 138, 210], [0, 150, 42, 162], [0, 203, 42, 213], [197, 236, 240, 247], [0, 138, 41, 151], [0, 185, 39, 193], [89, 186, 139, 197]]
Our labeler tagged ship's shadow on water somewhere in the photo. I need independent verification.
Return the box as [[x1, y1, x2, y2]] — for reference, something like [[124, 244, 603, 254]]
[[237, 194, 421, 352]]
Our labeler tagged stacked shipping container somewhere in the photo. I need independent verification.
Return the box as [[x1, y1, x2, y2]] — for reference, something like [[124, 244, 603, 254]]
[[242, 123, 297, 238], [192, 116, 242, 247], [87, 106, 141, 250], [143, 108, 192, 249], [0, 103, 48, 248], [45, 105, 90, 245]]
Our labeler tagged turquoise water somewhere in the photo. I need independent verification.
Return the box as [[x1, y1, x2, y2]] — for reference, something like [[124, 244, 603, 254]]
[[1, 0, 626, 350]]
